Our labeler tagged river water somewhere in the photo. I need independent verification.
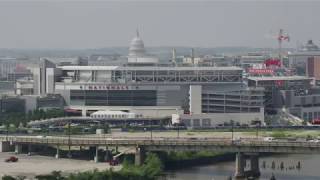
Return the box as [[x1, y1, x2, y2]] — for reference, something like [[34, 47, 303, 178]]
[[166, 154, 320, 180]]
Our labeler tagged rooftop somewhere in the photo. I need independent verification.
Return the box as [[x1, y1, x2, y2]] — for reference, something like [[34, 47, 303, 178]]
[[248, 76, 313, 81], [59, 65, 243, 71]]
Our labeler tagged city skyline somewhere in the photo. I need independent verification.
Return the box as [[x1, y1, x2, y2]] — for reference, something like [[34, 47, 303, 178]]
[[0, 1, 319, 49]]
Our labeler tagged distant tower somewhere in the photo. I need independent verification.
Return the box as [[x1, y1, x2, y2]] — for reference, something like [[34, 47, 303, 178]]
[[172, 48, 176, 65], [191, 48, 195, 65]]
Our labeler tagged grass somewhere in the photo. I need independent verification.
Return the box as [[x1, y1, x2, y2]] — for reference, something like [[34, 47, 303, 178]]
[[246, 129, 320, 139]]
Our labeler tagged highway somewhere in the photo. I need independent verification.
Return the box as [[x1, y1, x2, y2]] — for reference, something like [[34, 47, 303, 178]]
[[2, 135, 320, 153]]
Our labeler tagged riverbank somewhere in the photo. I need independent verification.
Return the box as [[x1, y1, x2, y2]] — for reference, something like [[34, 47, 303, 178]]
[[0, 152, 163, 180], [0, 152, 118, 178]]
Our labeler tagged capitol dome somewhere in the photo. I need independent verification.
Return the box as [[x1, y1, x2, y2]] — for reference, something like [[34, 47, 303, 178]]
[[129, 30, 146, 56]]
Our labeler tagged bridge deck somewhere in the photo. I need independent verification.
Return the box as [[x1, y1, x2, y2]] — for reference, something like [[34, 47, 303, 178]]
[[1, 136, 320, 153]]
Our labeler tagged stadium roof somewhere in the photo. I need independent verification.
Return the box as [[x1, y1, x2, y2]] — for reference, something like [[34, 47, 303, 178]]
[[248, 76, 313, 81]]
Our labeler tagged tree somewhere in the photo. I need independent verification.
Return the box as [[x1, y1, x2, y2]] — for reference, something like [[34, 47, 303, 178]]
[[141, 153, 163, 178], [2, 175, 16, 180]]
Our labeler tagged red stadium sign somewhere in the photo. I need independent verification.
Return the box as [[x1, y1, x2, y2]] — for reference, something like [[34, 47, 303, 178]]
[[265, 58, 281, 67]]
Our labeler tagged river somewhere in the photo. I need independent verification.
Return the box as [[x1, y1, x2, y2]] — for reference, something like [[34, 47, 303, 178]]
[[166, 154, 320, 180]]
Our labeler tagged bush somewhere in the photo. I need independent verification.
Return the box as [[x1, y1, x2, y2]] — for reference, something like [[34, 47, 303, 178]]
[[271, 131, 287, 138], [2, 176, 16, 180]]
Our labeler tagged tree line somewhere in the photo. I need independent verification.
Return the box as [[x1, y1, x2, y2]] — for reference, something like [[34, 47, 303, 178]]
[[2, 153, 163, 180], [0, 109, 65, 127]]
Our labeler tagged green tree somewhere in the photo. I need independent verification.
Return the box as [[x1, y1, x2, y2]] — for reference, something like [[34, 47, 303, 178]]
[[141, 153, 163, 178], [2, 175, 16, 180]]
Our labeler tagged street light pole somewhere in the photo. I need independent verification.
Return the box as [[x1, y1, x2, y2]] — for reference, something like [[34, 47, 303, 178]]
[[67, 120, 71, 158], [177, 124, 180, 138], [150, 120, 153, 140], [256, 122, 260, 139], [5, 122, 8, 142], [230, 119, 234, 143]]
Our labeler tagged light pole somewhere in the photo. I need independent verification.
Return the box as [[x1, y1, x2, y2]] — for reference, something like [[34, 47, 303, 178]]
[[177, 124, 180, 139], [67, 120, 71, 158], [230, 119, 234, 143], [256, 122, 261, 139], [5, 122, 9, 142], [150, 120, 153, 140]]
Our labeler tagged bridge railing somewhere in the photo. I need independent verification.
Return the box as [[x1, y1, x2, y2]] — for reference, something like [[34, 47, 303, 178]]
[[2, 136, 320, 148]]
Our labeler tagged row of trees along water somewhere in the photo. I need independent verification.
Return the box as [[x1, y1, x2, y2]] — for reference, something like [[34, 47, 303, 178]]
[[2, 153, 164, 180]]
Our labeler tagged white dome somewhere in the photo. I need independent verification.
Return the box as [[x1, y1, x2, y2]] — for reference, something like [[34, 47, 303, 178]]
[[129, 30, 146, 56]]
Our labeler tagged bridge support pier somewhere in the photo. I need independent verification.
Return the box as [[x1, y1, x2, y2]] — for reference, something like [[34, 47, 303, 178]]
[[15, 144, 22, 154], [81, 108, 87, 117], [27, 144, 33, 156], [0, 141, 12, 152], [250, 154, 260, 177], [104, 149, 111, 162], [234, 152, 245, 178], [94, 146, 99, 163], [135, 146, 145, 166], [55, 145, 60, 159]]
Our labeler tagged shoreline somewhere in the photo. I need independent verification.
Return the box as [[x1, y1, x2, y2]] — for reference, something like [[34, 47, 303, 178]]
[[0, 152, 120, 178]]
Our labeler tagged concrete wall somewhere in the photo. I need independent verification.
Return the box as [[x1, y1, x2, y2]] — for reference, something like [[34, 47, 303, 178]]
[[189, 85, 202, 114], [46, 68, 55, 94], [179, 111, 264, 127], [0, 141, 13, 152], [32, 67, 41, 96]]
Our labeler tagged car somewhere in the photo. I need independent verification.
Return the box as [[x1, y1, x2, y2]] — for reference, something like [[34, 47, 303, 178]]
[[5, 156, 18, 163], [109, 159, 119, 166], [36, 135, 46, 138], [232, 137, 242, 144], [263, 137, 275, 141], [308, 139, 319, 143]]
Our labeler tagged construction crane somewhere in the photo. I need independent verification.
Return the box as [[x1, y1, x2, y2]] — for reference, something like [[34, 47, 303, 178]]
[[277, 29, 290, 67]]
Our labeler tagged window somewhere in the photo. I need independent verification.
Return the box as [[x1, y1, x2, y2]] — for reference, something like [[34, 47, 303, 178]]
[[303, 112, 308, 120], [193, 119, 200, 127], [70, 90, 157, 106], [202, 119, 211, 127], [308, 112, 313, 121], [183, 119, 191, 126]]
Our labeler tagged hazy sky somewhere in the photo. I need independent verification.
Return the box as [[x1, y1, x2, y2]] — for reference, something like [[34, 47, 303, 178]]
[[0, 0, 319, 49]]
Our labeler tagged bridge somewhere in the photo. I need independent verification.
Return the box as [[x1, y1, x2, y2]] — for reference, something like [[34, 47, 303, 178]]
[[1, 135, 320, 178]]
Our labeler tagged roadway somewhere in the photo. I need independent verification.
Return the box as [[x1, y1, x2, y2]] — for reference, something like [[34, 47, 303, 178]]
[[2, 135, 320, 154]]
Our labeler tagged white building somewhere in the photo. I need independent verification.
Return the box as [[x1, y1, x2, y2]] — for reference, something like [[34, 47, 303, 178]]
[[127, 30, 159, 65], [172, 85, 265, 128]]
